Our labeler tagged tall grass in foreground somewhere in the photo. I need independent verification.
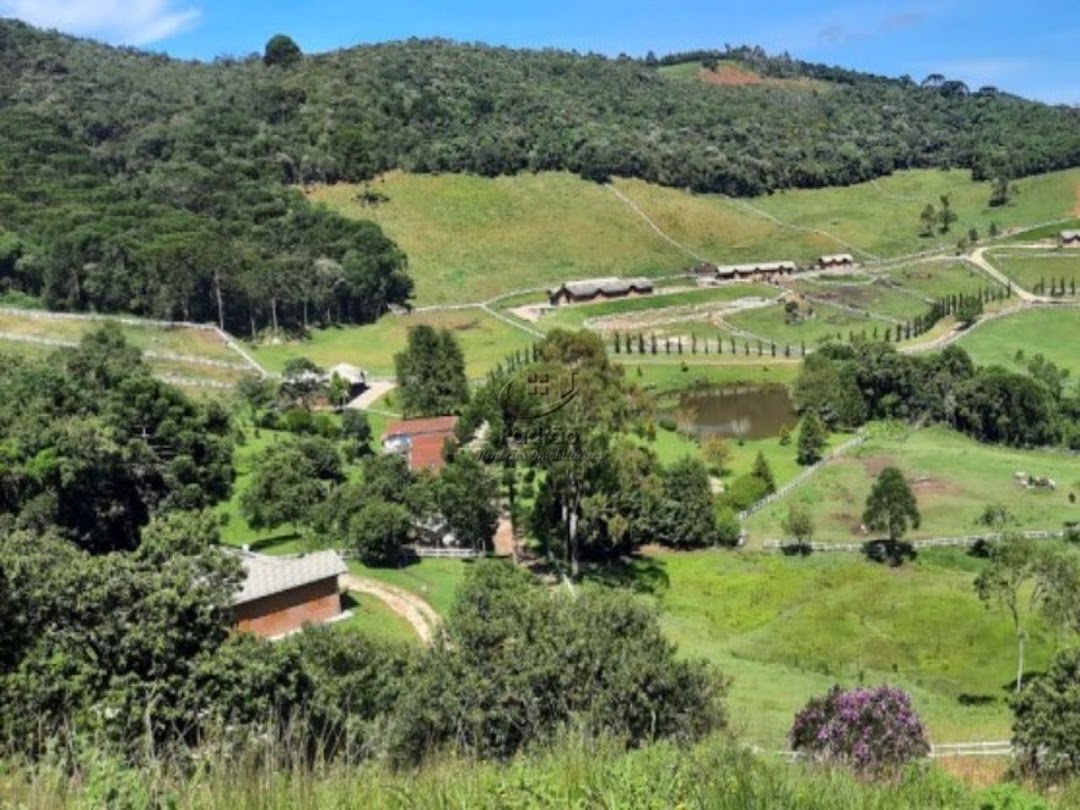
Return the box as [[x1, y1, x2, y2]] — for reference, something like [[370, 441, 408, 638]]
[[1, 734, 1071, 810]]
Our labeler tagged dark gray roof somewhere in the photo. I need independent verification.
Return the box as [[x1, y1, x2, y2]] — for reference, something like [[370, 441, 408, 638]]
[[549, 277, 655, 297], [233, 550, 346, 605], [716, 261, 796, 276]]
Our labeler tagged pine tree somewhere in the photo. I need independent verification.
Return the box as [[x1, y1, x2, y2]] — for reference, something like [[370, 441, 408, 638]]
[[797, 410, 828, 466], [752, 451, 777, 494]]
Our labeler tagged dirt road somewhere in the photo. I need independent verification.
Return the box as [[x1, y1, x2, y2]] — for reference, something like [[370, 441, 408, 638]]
[[340, 573, 441, 645]]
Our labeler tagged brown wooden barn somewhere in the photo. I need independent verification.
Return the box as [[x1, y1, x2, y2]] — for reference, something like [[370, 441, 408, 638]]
[[233, 550, 347, 639]]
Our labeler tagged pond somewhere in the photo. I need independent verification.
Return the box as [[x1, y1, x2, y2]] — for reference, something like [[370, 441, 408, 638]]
[[668, 383, 798, 440]]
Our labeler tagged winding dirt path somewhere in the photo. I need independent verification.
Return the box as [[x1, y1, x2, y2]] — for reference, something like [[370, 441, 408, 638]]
[[340, 573, 441, 645]]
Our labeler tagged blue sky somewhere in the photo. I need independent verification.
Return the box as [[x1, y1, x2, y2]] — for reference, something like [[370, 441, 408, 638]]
[[2, 1, 1077, 104]]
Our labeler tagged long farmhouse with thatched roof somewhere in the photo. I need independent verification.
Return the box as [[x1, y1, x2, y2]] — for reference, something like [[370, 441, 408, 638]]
[[548, 277, 655, 306]]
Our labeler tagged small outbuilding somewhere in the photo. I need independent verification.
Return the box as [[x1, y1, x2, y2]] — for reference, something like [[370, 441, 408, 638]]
[[382, 415, 460, 472], [233, 550, 347, 640], [548, 277, 654, 306], [1059, 230, 1080, 247], [714, 260, 796, 281], [818, 254, 855, 269]]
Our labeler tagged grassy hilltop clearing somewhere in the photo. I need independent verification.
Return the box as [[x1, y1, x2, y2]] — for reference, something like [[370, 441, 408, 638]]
[[310, 167, 1080, 306]]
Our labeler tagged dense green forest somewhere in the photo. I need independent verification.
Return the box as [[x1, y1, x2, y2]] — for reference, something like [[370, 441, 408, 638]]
[[1, 20, 1079, 331]]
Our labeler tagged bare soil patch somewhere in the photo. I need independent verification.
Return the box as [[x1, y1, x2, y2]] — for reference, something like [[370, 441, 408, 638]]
[[910, 476, 961, 496], [860, 455, 900, 477], [699, 64, 765, 86]]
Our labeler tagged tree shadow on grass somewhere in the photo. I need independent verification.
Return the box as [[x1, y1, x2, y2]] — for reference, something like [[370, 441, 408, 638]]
[[863, 539, 917, 566], [957, 693, 998, 707], [579, 555, 671, 595]]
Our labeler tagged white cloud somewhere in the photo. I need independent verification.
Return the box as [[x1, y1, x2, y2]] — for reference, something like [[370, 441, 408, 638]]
[[0, 0, 201, 45]]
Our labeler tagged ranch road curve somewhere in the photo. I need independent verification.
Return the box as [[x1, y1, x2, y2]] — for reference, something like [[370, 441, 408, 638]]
[[340, 573, 441, 645]]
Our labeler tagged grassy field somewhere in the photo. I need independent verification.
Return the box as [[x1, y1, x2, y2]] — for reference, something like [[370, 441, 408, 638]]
[[330, 544, 1056, 749], [249, 308, 535, 379], [752, 168, 1080, 259], [986, 250, 1080, 294], [0, 311, 240, 361], [311, 168, 1080, 308], [336, 592, 419, 646], [882, 260, 1001, 299], [308, 172, 692, 305], [642, 546, 1059, 747], [744, 424, 1080, 544], [727, 299, 874, 346], [0, 310, 252, 388], [959, 307, 1080, 384], [792, 278, 928, 320], [348, 559, 468, 618]]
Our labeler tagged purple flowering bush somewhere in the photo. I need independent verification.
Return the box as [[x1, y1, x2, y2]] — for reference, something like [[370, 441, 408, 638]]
[[789, 685, 930, 776]]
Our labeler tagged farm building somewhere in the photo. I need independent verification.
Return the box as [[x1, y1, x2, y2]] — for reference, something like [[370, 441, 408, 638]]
[[818, 254, 855, 269], [713, 260, 796, 281], [690, 261, 719, 276], [233, 550, 347, 639], [326, 362, 367, 400], [1059, 230, 1080, 247], [382, 415, 459, 471], [548, 277, 654, 306], [327, 362, 366, 388]]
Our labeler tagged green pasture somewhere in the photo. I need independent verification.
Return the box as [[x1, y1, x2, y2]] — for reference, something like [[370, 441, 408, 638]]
[[744, 425, 1080, 544], [308, 172, 690, 305], [637, 547, 1060, 747], [882, 260, 1001, 299], [750, 167, 1080, 259], [336, 592, 419, 646], [986, 250, 1080, 294], [249, 308, 535, 379], [959, 307, 1080, 383], [792, 278, 928, 320], [726, 300, 874, 346]]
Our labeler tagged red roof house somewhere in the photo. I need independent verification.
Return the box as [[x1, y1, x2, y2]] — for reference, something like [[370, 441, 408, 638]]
[[382, 416, 459, 471]]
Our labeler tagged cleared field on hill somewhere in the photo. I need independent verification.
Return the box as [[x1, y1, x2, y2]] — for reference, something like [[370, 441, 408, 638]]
[[0, 310, 240, 361], [648, 547, 1056, 746], [250, 308, 534, 379], [751, 167, 1080, 259], [744, 425, 1080, 544], [311, 168, 1080, 308], [0, 311, 249, 388], [986, 250, 1080, 294], [308, 172, 693, 305], [959, 307, 1080, 383]]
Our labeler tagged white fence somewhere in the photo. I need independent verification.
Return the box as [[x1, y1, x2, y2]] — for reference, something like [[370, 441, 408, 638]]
[[775, 741, 1013, 762], [762, 529, 1067, 553], [929, 741, 1013, 759], [409, 546, 485, 559], [0, 306, 267, 377], [738, 431, 869, 522]]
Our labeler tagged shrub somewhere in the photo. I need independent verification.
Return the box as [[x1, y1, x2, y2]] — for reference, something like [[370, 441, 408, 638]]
[[789, 685, 930, 776], [723, 474, 768, 512], [1011, 647, 1080, 781]]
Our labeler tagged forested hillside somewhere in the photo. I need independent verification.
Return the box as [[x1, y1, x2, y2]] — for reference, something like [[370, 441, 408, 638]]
[[1, 20, 1079, 330]]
